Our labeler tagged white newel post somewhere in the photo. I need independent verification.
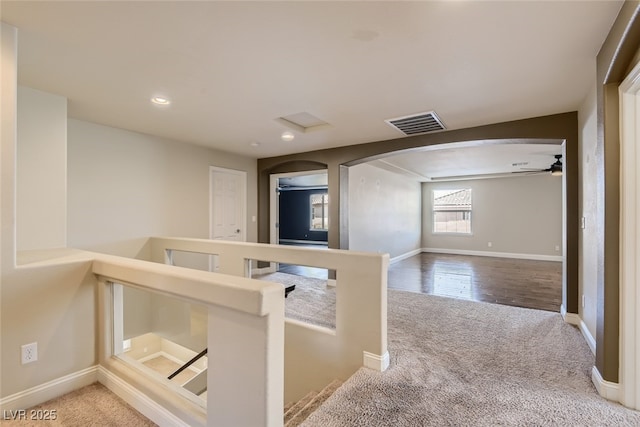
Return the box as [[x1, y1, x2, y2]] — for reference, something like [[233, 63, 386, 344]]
[[337, 253, 390, 372]]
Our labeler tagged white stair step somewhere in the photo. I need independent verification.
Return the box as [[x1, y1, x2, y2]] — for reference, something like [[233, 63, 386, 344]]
[[182, 369, 207, 396]]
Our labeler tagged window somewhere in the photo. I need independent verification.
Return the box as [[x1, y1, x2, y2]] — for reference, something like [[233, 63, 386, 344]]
[[433, 189, 472, 234], [310, 193, 329, 230]]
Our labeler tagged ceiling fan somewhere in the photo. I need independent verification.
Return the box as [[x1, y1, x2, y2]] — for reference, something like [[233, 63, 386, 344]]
[[520, 154, 563, 176], [430, 154, 563, 181]]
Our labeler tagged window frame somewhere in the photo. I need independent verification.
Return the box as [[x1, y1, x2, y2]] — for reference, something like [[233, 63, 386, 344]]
[[432, 189, 473, 235], [309, 192, 329, 231]]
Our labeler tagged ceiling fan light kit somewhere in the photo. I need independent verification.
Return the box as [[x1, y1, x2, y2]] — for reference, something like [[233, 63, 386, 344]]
[[549, 155, 563, 176]]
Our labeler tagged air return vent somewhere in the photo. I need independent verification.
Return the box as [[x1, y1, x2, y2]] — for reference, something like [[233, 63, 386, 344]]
[[385, 111, 445, 136]]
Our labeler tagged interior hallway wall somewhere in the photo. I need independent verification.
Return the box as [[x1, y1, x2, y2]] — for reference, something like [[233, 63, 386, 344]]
[[16, 86, 67, 251], [348, 163, 421, 260], [2, 25, 97, 399], [67, 119, 258, 258], [578, 76, 598, 342], [3, 79, 259, 398]]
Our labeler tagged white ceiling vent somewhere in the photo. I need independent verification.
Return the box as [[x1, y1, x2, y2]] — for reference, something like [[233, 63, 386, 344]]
[[385, 111, 445, 136]]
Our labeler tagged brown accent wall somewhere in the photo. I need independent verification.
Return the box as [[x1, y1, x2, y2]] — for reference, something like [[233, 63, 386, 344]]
[[595, 1, 640, 383], [258, 112, 579, 315]]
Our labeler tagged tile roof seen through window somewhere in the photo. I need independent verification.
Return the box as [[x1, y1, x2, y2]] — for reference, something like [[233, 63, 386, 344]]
[[434, 189, 472, 210]]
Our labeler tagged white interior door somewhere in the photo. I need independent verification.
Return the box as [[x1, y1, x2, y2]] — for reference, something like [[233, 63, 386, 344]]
[[210, 167, 246, 269]]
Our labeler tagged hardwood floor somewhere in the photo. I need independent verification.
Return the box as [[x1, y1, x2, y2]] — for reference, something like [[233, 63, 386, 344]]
[[275, 249, 562, 312], [278, 263, 329, 280], [388, 253, 562, 312]]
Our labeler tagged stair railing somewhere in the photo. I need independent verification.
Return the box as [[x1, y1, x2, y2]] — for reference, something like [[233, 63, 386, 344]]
[[148, 237, 389, 403], [168, 348, 208, 381], [94, 253, 285, 427]]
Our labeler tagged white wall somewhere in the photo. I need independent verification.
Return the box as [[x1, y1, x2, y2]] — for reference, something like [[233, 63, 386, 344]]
[[2, 75, 259, 398], [2, 24, 98, 399], [67, 119, 258, 258], [17, 86, 68, 251], [422, 174, 563, 259], [348, 163, 421, 260], [578, 76, 598, 340], [2, 22, 18, 273]]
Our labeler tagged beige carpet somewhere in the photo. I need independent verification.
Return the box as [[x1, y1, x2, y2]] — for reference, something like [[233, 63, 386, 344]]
[[1, 383, 155, 426], [298, 288, 640, 426], [9, 273, 640, 425], [256, 271, 336, 329], [257, 272, 640, 425]]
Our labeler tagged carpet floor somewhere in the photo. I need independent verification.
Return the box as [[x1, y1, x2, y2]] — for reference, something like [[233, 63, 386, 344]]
[[8, 273, 640, 426], [1, 383, 156, 426], [300, 288, 640, 426], [257, 272, 640, 426], [257, 271, 336, 329]]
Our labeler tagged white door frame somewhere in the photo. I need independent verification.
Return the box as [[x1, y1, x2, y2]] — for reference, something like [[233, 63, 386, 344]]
[[618, 60, 640, 410], [269, 169, 327, 245], [210, 166, 247, 242]]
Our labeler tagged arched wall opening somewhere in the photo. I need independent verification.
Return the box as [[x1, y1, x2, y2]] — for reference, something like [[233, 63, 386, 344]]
[[257, 112, 578, 316]]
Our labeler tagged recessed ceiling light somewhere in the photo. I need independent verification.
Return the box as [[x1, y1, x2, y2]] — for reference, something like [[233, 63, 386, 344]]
[[151, 96, 171, 105], [281, 131, 295, 142]]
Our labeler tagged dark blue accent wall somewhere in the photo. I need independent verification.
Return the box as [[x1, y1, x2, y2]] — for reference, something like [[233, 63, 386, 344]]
[[279, 189, 328, 242]]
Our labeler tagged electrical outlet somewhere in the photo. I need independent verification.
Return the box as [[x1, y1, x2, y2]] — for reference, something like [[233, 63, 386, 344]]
[[21, 342, 38, 364], [582, 294, 586, 308], [555, 245, 560, 251], [487, 242, 492, 248]]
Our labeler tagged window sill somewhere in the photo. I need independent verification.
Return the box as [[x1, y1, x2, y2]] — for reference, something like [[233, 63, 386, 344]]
[[432, 232, 473, 236]]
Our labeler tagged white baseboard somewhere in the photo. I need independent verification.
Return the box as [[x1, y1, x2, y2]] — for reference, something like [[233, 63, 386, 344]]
[[579, 320, 596, 355], [422, 248, 563, 262], [560, 305, 596, 355], [592, 366, 619, 402], [363, 351, 390, 372], [0, 366, 98, 411], [137, 351, 165, 363], [390, 248, 422, 264], [560, 304, 580, 325], [97, 366, 188, 427], [138, 350, 186, 365]]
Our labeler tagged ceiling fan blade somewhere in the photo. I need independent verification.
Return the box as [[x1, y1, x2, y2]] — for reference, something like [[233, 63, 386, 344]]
[[431, 170, 546, 181]]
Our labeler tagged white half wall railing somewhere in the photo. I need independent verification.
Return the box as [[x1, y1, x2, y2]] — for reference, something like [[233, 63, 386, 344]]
[[148, 237, 390, 402], [93, 254, 285, 427]]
